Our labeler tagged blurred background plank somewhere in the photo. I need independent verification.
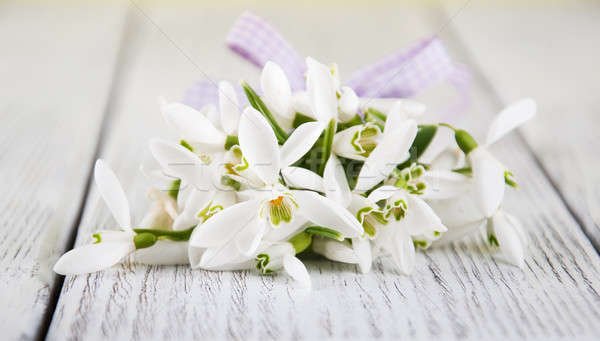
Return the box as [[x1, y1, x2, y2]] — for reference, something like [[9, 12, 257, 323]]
[[44, 2, 600, 340], [0, 2, 127, 340], [441, 1, 600, 248]]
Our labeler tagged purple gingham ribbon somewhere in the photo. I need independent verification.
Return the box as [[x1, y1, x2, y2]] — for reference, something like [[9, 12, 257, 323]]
[[184, 11, 470, 116]]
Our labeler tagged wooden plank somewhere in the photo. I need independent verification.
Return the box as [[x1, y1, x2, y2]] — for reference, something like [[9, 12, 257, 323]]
[[438, 1, 600, 248], [47, 3, 600, 340], [0, 2, 127, 340]]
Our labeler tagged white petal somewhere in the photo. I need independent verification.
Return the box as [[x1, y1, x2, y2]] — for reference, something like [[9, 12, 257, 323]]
[[281, 167, 324, 192], [355, 119, 417, 192], [161, 101, 226, 145], [189, 199, 261, 248], [323, 156, 352, 208], [149, 139, 212, 191], [238, 107, 281, 185], [405, 195, 447, 236], [486, 98, 536, 146], [293, 190, 363, 238], [283, 255, 311, 287], [312, 237, 359, 263], [421, 170, 472, 200], [261, 61, 293, 118], [172, 189, 214, 230], [332, 125, 370, 161], [218, 81, 240, 135], [131, 240, 189, 265], [234, 218, 266, 256], [468, 148, 506, 218], [339, 86, 359, 120], [504, 211, 528, 247], [94, 159, 131, 229], [418, 126, 453, 165], [434, 219, 486, 245], [199, 243, 254, 269], [491, 211, 525, 267], [290, 91, 313, 117], [263, 217, 309, 242], [366, 185, 398, 203], [280, 121, 324, 167], [390, 230, 416, 275], [352, 237, 372, 274], [306, 57, 337, 122], [53, 241, 134, 275]]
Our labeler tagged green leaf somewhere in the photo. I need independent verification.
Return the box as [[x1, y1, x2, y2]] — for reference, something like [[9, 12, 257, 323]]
[[292, 112, 316, 128], [397, 125, 438, 169], [241, 81, 288, 144], [336, 114, 363, 132], [305, 226, 344, 241], [318, 119, 336, 176]]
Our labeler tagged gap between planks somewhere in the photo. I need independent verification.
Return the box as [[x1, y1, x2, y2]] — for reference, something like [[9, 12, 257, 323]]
[[35, 7, 138, 341]]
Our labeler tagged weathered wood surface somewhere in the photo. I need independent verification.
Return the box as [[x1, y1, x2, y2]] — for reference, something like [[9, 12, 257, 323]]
[[40, 3, 600, 340], [441, 2, 600, 248], [0, 3, 127, 340]]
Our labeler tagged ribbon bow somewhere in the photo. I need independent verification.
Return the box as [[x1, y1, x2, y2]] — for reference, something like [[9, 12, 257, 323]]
[[184, 11, 469, 116]]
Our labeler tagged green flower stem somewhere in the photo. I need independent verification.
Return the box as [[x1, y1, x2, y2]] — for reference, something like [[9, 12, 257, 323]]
[[439, 123, 478, 155], [180, 139, 194, 152], [288, 231, 312, 254], [133, 226, 195, 242], [319, 119, 336, 176], [134, 233, 157, 249], [241, 81, 289, 144]]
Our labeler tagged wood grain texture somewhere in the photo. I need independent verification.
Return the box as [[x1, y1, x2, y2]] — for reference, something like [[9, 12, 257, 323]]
[[45, 2, 600, 340], [0, 2, 127, 340], [439, 1, 600, 248]]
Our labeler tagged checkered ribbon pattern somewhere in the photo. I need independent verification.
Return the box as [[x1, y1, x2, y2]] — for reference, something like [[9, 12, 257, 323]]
[[184, 11, 470, 116]]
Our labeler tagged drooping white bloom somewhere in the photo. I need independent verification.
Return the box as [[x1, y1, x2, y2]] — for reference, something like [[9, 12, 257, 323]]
[[54, 160, 188, 276], [255, 242, 311, 287], [189, 107, 364, 269], [464, 98, 536, 218]]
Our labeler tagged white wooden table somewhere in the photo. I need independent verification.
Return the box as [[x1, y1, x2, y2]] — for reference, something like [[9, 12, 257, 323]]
[[2, 1, 600, 340]]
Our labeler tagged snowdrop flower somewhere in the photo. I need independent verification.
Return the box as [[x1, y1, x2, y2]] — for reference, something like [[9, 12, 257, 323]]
[[160, 80, 240, 160], [189, 107, 363, 269], [254, 232, 312, 287], [54, 160, 190, 275], [443, 98, 536, 218]]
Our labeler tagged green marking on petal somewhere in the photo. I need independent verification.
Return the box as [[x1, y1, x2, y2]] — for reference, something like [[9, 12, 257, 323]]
[[180, 139, 194, 152], [452, 167, 472, 176], [488, 233, 499, 247], [221, 175, 241, 191], [167, 179, 181, 200], [413, 240, 429, 249], [267, 195, 298, 227], [92, 233, 102, 244], [255, 253, 271, 274], [505, 171, 517, 188]]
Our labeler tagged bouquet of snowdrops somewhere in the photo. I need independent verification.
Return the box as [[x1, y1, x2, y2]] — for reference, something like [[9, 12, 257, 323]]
[[54, 57, 535, 287]]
